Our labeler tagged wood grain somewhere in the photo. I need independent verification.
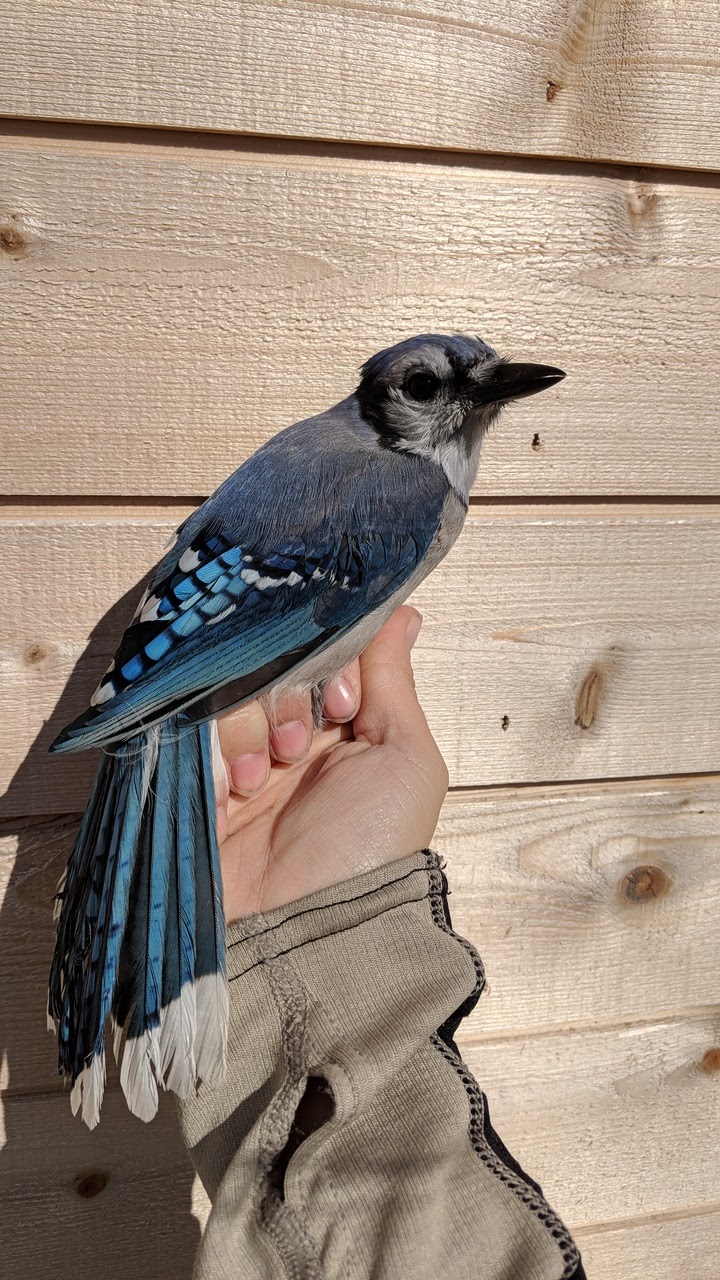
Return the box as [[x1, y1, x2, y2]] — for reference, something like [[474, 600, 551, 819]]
[[0, 1090, 204, 1280], [2, 3, 720, 169], [442, 779, 720, 1041], [2, 503, 719, 815], [1, 1018, 718, 1277], [575, 1209, 720, 1279], [3, 778, 718, 1094], [461, 1013, 720, 1230], [3, 132, 720, 497]]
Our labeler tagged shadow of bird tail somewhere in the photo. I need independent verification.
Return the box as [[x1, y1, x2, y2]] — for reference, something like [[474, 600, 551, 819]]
[[48, 717, 227, 1128]]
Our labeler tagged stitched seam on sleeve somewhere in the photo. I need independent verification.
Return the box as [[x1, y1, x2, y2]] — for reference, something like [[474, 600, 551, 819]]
[[431, 1034, 581, 1280], [228, 863, 427, 950], [423, 850, 581, 1279], [423, 850, 486, 999], [229, 893, 430, 983], [248, 940, 323, 1279]]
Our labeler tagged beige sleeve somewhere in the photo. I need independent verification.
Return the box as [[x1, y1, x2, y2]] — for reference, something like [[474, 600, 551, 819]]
[[178, 849, 585, 1280]]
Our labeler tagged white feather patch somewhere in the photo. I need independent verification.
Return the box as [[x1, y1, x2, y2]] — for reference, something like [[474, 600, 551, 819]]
[[194, 971, 228, 1090], [71, 1053, 106, 1130], [119, 1028, 161, 1123], [157, 984, 197, 1097], [206, 603, 236, 626], [139, 593, 163, 623], [179, 546, 201, 572], [140, 724, 161, 809], [209, 720, 228, 807], [239, 568, 294, 590], [90, 679, 115, 707]]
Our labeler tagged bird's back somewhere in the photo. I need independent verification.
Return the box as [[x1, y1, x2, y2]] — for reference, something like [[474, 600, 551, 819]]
[[52, 395, 452, 752]]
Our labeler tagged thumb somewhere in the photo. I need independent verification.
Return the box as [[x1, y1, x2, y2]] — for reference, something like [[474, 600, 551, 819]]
[[353, 605, 435, 758]]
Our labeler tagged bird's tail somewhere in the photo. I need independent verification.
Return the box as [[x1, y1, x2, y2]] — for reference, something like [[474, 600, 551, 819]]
[[48, 715, 227, 1128]]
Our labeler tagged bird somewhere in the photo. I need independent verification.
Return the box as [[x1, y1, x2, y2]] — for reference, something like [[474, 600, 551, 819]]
[[48, 332, 564, 1127]]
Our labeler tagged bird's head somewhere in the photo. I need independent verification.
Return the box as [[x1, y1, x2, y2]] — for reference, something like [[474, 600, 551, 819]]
[[355, 333, 565, 499]]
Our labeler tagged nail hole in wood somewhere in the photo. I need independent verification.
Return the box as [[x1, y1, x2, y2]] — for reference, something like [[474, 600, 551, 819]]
[[75, 1170, 108, 1199]]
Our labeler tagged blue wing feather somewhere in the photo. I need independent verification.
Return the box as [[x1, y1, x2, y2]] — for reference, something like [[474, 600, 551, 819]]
[[51, 398, 449, 753]]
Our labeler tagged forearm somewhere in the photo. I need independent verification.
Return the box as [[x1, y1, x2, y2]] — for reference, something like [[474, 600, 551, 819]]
[[179, 850, 584, 1280]]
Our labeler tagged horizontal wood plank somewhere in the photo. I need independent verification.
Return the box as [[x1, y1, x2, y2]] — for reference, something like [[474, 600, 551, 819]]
[[461, 1013, 720, 1231], [2, 778, 718, 1094], [0, 1090, 204, 1280], [2, 3, 720, 169], [575, 1209, 720, 1280], [1, 1018, 718, 1277], [1, 503, 719, 815], [3, 132, 720, 496], [442, 779, 720, 1041]]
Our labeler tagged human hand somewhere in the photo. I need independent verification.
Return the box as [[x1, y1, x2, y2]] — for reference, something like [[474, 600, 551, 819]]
[[216, 606, 448, 921]]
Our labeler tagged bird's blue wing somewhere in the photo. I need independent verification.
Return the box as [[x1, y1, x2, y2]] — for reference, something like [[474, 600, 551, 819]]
[[52, 462, 446, 753]]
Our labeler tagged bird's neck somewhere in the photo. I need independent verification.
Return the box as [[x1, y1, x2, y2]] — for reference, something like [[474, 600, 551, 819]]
[[431, 430, 484, 504]]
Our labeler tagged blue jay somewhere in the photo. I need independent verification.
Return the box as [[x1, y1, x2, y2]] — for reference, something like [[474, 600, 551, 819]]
[[48, 333, 564, 1126]]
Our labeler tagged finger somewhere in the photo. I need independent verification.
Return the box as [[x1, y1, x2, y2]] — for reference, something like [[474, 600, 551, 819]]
[[353, 606, 437, 759], [323, 658, 361, 723], [218, 699, 271, 797], [266, 688, 313, 763]]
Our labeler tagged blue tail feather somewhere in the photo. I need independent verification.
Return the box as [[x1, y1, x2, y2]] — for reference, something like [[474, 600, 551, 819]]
[[157, 729, 197, 1094], [49, 715, 226, 1127], [192, 723, 228, 1089]]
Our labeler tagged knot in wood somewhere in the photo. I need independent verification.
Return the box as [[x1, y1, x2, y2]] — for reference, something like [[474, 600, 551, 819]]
[[25, 642, 50, 666], [620, 864, 670, 904], [626, 183, 660, 225], [699, 1047, 720, 1075], [75, 1169, 108, 1199], [0, 223, 28, 256], [575, 665, 603, 729]]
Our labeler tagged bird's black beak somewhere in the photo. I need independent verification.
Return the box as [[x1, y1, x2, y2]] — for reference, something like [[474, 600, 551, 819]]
[[473, 361, 566, 406]]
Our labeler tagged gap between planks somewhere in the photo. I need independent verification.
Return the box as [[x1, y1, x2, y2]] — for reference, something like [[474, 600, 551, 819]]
[[3, 771, 720, 844], [3, 495, 720, 512], [458, 1004, 720, 1048], [3, 115, 720, 186], [3, 771, 720, 843], [2, 499, 720, 522], [573, 1198, 720, 1240], [11, 1003, 720, 1105]]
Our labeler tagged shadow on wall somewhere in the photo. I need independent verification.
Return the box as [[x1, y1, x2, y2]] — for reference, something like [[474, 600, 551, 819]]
[[0, 580, 202, 1280]]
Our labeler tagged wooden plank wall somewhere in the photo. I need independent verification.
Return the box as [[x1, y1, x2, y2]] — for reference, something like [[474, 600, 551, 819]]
[[1, 5, 719, 1275]]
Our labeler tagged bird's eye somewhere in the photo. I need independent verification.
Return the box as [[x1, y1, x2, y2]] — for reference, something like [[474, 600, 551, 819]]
[[404, 371, 440, 402]]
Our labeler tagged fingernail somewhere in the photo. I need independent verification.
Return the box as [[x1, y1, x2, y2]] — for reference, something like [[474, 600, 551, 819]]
[[272, 719, 309, 760], [325, 675, 356, 721], [230, 752, 268, 795], [406, 610, 423, 651]]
